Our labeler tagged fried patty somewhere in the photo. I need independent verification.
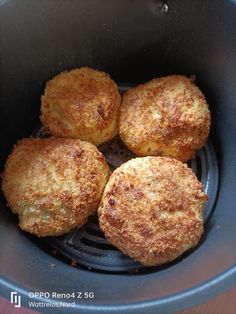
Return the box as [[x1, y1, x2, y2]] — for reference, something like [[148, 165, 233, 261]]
[[119, 75, 211, 162], [41, 67, 121, 146], [98, 157, 207, 266], [2, 137, 110, 237]]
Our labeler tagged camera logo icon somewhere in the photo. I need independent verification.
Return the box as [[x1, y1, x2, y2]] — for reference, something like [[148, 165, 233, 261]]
[[10, 291, 21, 308]]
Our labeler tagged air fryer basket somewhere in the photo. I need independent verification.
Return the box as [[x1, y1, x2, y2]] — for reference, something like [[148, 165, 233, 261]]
[[0, 1, 236, 313]]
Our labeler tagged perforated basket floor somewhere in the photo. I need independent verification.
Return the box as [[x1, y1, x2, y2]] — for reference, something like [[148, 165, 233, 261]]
[[40, 137, 217, 272], [33, 85, 218, 273]]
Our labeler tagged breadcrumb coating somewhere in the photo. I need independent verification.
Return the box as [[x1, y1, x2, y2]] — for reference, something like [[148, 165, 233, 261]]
[[2, 137, 110, 237], [99, 156, 207, 266], [41, 67, 121, 146], [119, 75, 211, 161]]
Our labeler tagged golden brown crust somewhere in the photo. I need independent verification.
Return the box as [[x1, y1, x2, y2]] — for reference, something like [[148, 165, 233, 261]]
[[119, 75, 211, 162], [98, 157, 207, 266], [41, 67, 121, 146], [2, 137, 110, 237]]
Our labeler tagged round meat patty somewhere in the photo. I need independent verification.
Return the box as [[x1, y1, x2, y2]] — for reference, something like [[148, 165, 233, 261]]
[[2, 137, 110, 237], [119, 75, 211, 162], [98, 156, 207, 266], [41, 67, 121, 146]]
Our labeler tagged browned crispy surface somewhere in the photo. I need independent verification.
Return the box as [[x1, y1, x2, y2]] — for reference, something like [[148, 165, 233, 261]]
[[119, 75, 211, 162], [41, 67, 121, 146], [98, 157, 207, 266], [2, 137, 110, 237]]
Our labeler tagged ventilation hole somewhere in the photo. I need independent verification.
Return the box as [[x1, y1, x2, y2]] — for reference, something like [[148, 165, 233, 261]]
[[83, 234, 109, 245], [86, 223, 101, 232], [86, 227, 105, 238], [80, 237, 118, 251], [195, 156, 202, 181], [89, 216, 98, 223]]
